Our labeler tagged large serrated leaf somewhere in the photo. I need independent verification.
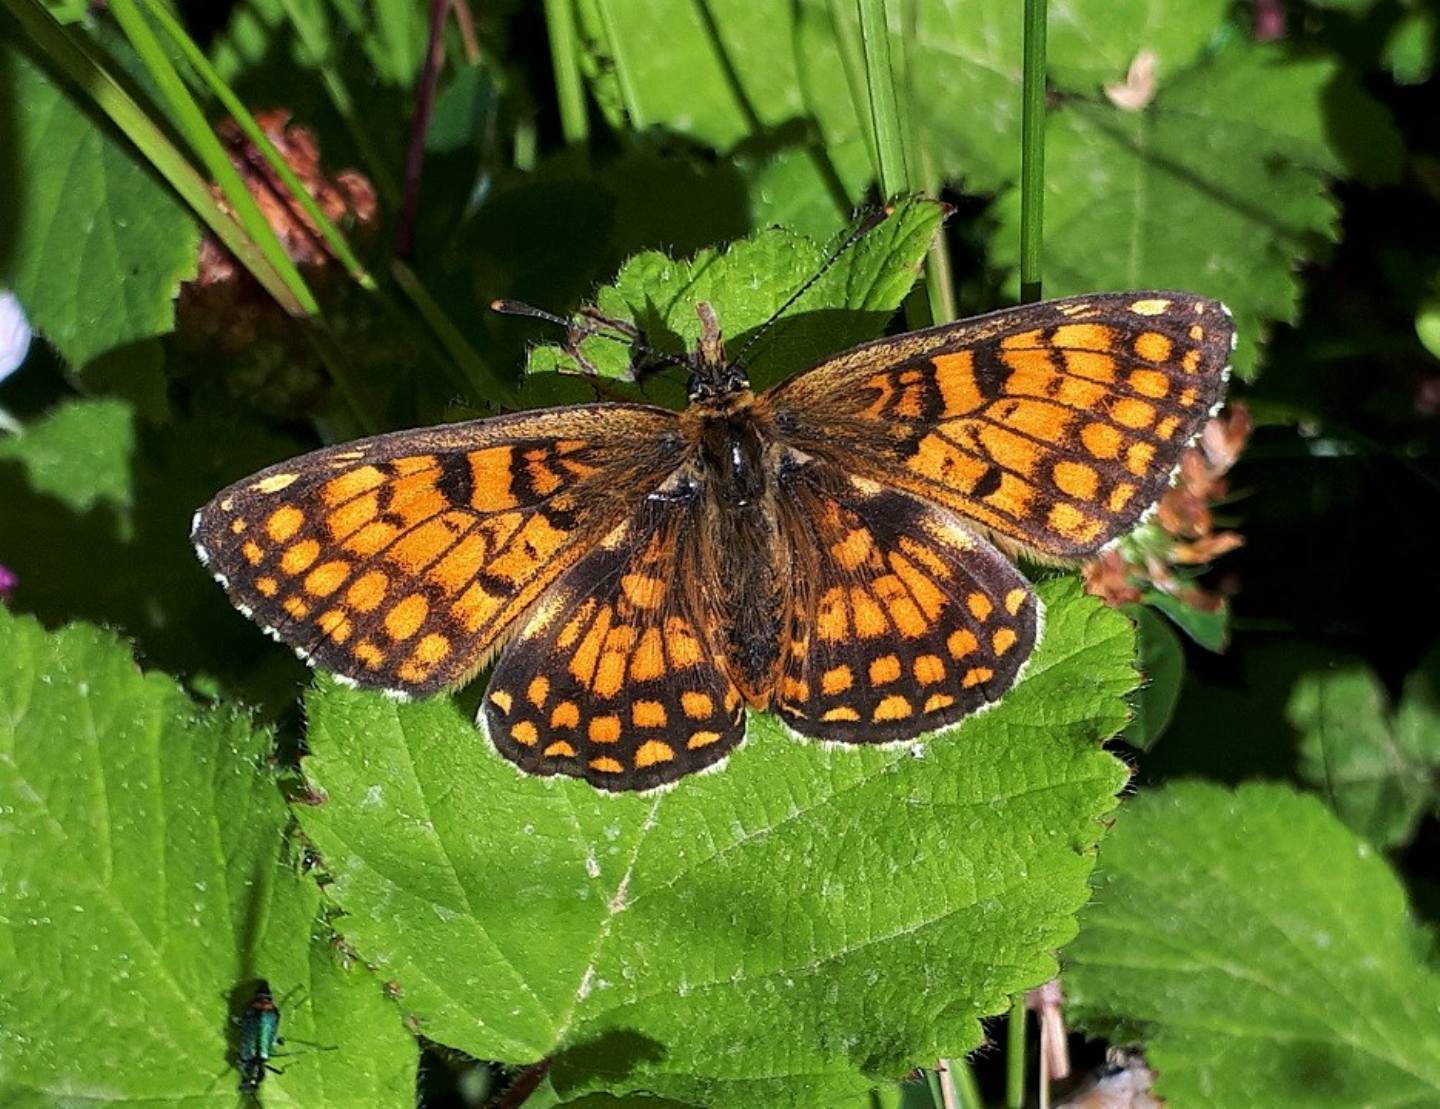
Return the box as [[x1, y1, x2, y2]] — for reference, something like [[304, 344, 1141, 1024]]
[[294, 580, 1132, 1107], [0, 608, 417, 1107], [1065, 781, 1440, 1108], [0, 38, 199, 368]]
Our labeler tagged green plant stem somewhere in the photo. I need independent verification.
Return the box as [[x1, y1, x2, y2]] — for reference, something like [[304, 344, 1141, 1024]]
[[827, 0, 875, 167], [1019, 0, 1048, 304], [141, 0, 376, 289], [926, 1067, 947, 1108], [856, 0, 907, 200], [277, 0, 398, 200], [0, 0, 309, 316], [593, 0, 646, 130], [950, 1056, 983, 1109], [544, 0, 588, 144], [1007, 999, 1027, 1108], [391, 259, 517, 407]]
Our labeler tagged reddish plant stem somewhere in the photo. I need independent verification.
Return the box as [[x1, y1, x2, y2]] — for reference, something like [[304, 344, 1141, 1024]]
[[395, 0, 452, 259]]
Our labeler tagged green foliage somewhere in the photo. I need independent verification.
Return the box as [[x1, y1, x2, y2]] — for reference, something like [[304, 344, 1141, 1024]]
[[1066, 781, 1440, 1108], [0, 607, 417, 1105], [1292, 649, 1440, 848], [0, 35, 199, 369], [294, 580, 1130, 1107], [1120, 606, 1184, 750]]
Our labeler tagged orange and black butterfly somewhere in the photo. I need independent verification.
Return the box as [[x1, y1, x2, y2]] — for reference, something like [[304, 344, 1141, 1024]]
[[193, 232, 1232, 791]]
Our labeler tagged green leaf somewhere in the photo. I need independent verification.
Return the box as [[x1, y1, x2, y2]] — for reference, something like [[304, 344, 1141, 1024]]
[[0, 396, 135, 512], [1121, 605, 1184, 751], [0, 607, 417, 1106], [1142, 588, 1228, 652], [1065, 781, 1440, 1108], [0, 37, 199, 368], [293, 579, 1132, 1107], [1292, 653, 1440, 848], [992, 42, 1401, 380], [524, 196, 946, 394]]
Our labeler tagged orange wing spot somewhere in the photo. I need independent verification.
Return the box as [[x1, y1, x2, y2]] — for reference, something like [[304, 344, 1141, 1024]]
[[388, 516, 467, 574], [933, 351, 985, 415], [832, 527, 874, 570], [1053, 461, 1099, 501], [489, 689, 513, 714], [850, 588, 889, 638], [346, 571, 389, 613], [664, 617, 704, 666], [962, 667, 995, 688], [1188, 324, 1205, 341], [253, 472, 298, 493], [568, 604, 613, 685], [326, 491, 380, 541], [589, 756, 624, 774], [682, 691, 714, 719], [620, 573, 665, 610], [782, 677, 810, 701], [1125, 441, 1157, 477], [897, 537, 954, 582], [230, 518, 247, 534], [1130, 298, 1171, 316], [924, 693, 956, 713], [550, 701, 580, 729], [688, 730, 724, 749], [1081, 421, 1124, 459], [999, 347, 1059, 386], [633, 700, 667, 728], [282, 596, 310, 619], [242, 540, 265, 566], [634, 740, 675, 769], [425, 530, 488, 595], [868, 655, 902, 685], [322, 466, 385, 506], [1129, 369, 1171, 398], [817, 587, 850, 642], [873, 695, 913, 722], [993, 628, 1018, 655], [525, 455, 562, 496], [255, 576, 279, 597], [1005, 588, 1027, 615], [873, 574, 928, 637], [908, 432, 992, 489], [1049, 503, 1103, 544], [398, 660, 432, 684], [354, 641, 385, 669], [510, 720, 539, 747], [1108, 483, 1137, 513], [948, 629, 978, 658], [967, 592, 993, 621], [1178, 385, 1199, 406], [1155, 416, 1181, 440], [999, 327, 1046, 349], [914, 655, 946, 685], [343, 520, 399, 558], [464, 446, 519, 511], [527, 675, 550, 709], [1111, 397, 1156, 429], [416, 633, 449, 663], [1062, 350, 1117, 384], [821, 666, 853, 695], [592, 641, 630, 699], [543, 740, 576, 758], [305, 560, 352, 598], [389, 455, 436, 477], [318, 609, 352, 643], [976, 422, 1043, 475], [630, 627, 666, 681], [280, 539, 321, 576], [889, 553, 946, 620], [588, 715, 621, 744], [556, 599, 597, 649], [487, 515, 568, 583], [820, 707, 860, 723], [1051, 323, 1114, 350], [1134, 332, 1173, 362]]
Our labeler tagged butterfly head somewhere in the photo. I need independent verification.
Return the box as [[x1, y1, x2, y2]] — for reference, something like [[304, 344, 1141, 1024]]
[[685, 301, 751, 406]]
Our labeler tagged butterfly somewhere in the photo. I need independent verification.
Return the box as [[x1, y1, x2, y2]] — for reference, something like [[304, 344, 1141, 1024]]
[[193, 251, 1233, 792]]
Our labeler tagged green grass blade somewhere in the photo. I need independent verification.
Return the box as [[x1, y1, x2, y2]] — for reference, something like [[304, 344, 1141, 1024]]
[[109, 0, 319, 315], [0, 0, 307, 316], [391, 259, 518, 407], [1019, 0, 1048, 304], [593, 0, 646, 130], [141, 0, 376, 290], [544, 0, 588, 144], [1007, 997, 1027, 1107], [855, 0, 907, 200]]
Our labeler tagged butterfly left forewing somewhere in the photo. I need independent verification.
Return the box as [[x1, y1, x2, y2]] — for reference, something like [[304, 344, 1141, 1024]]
[[766, 292, 1233, 559], [192, 404, 683, 694], [773, 461, 1039, 743]]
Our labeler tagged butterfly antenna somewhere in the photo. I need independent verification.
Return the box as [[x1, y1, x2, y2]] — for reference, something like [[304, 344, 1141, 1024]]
[[490, 299, 690, 370], [732, 206, 892, 367]]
